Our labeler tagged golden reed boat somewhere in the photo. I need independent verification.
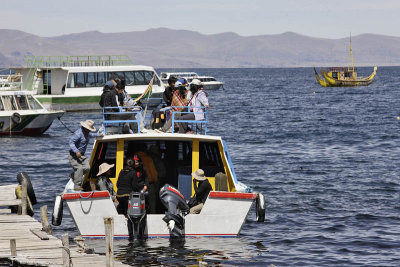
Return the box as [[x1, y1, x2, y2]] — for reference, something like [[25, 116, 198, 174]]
[[314, 35, 377, 87]]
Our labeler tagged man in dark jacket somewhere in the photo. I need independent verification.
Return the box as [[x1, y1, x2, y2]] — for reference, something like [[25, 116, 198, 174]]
[[116, 156, 148, 215], [190, 169, 212, 214], [163, 76, 177, 106]]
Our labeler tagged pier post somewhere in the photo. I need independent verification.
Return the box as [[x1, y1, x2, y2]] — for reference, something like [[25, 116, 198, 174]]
[[40, 205, 53, 234], [20, 179, 28, 215], [104, 217, 114, 267], [62, 233, 71, 267], [10, 239, 16, 256]]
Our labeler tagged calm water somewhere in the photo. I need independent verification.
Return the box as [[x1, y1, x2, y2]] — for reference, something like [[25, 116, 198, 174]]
[[1, 67, 400, 266]]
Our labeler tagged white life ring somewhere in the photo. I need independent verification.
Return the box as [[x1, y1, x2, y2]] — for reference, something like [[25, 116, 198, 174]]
[[256, 192, 265, 222], [52, 195, 63, 226]]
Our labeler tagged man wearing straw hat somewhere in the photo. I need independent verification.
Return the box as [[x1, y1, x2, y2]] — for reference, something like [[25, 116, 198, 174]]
[[190, 169, 212, 214], [69, 120, 102, 191]]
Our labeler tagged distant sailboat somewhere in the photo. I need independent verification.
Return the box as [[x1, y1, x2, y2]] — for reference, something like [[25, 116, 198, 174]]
[[314, 34, 377, 87]]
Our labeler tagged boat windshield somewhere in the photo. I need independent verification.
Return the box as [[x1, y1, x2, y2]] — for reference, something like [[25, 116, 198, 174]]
[[26, 95, 43, 110]]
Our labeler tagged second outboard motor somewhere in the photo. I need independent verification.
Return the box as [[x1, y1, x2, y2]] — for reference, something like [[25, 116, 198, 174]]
[[159, 184, 190, 238], [127, 191, 147, 240]]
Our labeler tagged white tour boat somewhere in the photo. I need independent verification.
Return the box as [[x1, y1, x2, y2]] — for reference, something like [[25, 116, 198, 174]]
[[0, 74, 64, 136], [11, 55, 165, 111], [160, 72, 224, 90], [53, 107, 265, 239]]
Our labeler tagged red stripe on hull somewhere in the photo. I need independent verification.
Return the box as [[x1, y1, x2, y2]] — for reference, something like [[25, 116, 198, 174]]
[[209, 191, 257, 199], [63, 191, 110, 200]]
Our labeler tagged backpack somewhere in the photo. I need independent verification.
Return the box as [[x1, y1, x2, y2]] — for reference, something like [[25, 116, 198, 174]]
[[99, 85, 112, 107]]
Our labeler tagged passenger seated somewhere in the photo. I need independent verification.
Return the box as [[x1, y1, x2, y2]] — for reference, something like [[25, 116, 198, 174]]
[[96, 162, 116, 201], [189, 169, 212, 214]]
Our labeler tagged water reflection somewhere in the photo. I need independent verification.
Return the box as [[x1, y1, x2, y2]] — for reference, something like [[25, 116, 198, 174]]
[[86, 237, 261, 266]]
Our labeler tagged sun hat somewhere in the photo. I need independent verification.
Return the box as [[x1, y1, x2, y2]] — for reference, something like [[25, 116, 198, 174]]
[[80, 120, 96, 132], [97, 162, 115, 176], [192, 169, 206, 181], [191, 79, 201, 86]]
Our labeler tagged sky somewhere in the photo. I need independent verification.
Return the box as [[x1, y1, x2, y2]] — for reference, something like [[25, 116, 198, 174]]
[[1, 0, 399, 39]]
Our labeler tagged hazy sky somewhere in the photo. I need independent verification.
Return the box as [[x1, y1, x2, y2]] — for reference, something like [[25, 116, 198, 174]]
[[1, 0, 399, 38]]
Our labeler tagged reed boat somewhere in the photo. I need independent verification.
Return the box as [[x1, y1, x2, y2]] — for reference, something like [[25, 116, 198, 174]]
[[0, 74, 64, 136], [10, 55, 165, 111], [314, 35, 377, 87], [53, 107, 265, 239]]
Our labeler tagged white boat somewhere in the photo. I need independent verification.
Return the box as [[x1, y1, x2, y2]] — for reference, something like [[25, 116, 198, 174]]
[[0, 74, 64, 136], [54, 108, 265, 239], [160, 72, 224, 90], [11, 55, 165, 111]]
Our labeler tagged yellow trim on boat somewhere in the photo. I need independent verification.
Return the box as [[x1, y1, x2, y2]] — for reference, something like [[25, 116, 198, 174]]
[[217, 140, 236, 192], [191, 139, 199, 196], [111, 139, 125, 193]]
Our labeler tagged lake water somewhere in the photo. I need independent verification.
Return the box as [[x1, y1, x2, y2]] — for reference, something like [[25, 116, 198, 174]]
[[1, 67, 400, 266]]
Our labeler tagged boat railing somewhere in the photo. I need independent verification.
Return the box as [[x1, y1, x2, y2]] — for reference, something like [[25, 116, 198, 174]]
[[0, 75, 23, 91], [171, 106, 208, 135], [102, 106, 142, 135]]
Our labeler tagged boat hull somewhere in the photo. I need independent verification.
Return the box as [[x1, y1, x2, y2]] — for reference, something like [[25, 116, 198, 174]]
[[202, 82, 224, 90], [0, 110, 64, 136], [63, 191, 257, 238], [36, 92, 163, 111]]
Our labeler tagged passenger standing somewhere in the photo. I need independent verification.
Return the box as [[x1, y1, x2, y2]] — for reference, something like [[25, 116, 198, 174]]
[[116, 156, 148, 215], [68, 120, 102, 191], [190, 169, 212, 214], [163, 76, 178, 106], [156, 81, 189, 133], [187, 79, 210, 133], [135, 143, 158, 214]]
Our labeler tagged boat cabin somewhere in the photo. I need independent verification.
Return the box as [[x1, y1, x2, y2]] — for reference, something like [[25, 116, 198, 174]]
[[84, 133, 237, 209], [327, 67, 358, 80]]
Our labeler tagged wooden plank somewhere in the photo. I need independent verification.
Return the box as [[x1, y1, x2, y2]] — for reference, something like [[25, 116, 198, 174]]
[[0, 199, 21, 206], [30, 229, 49, 240]]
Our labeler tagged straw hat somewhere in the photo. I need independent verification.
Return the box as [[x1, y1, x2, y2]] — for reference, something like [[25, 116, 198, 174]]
[[80, 120, 96, 132], [97, 163, 115, 176], [192, 169, 206, 181]]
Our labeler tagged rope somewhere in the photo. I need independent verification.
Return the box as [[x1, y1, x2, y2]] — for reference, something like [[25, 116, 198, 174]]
[[62, 245, 74, 267], [57, 117, 75, 133]]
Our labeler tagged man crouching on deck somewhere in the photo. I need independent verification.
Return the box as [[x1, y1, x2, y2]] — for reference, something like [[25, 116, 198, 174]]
[[69, 120, 103, 190]]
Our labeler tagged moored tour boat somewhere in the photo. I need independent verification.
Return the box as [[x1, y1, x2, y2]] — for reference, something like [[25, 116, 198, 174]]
[[53, 107, 265, 239], [11, 55, 165, 111], [160, 72, 224, 90], [0, 74, 64, 136], [314, 35, 377, 87]]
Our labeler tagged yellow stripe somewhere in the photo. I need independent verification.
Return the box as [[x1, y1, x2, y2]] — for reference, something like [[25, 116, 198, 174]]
[[191, 138, 199, 196], [111, 139, 125, 193], [217, 140, 236, 192]]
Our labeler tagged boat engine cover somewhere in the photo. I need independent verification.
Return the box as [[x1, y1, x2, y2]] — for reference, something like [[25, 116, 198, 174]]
[[159, 184, 189, 214]]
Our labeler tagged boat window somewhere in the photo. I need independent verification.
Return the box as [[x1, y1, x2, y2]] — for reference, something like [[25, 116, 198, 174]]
[[153, 74, 161, 86], [89, 141, 118, 179], [332, 72, 338, 79], [96, 72, 106, 87], [75, 73, 85, 87], [124, 71, 135, 86], [26, 95, 42, 110], [67, 73, 75, 88], [86, 72, 96, 87], [0, 98, 4, 111], [144, 71, 153, 84], [1, 96, 17, 110], [199, 141, 225, 177], [15, 95, 29, 110], [210, 78, 216, 81], [134, 71, 145, 85]]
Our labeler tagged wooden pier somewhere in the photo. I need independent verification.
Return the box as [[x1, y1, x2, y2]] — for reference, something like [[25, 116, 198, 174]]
[[0, 184, 128, 267]]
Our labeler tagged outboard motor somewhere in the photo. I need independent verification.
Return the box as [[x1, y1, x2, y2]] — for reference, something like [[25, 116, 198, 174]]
[[159, 184, 190, 238], [127, 191, 147, 240]]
